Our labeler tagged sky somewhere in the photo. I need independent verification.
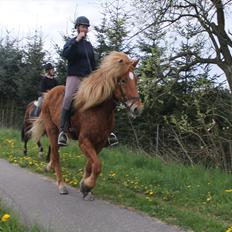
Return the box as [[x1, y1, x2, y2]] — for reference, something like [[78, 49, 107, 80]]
[[0, 0, 230, 86], [0, 0, 104, 53]]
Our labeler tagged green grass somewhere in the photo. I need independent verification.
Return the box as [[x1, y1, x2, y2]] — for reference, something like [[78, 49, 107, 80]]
[[0, 201, 41, 232], [0, 128, 232, 232]]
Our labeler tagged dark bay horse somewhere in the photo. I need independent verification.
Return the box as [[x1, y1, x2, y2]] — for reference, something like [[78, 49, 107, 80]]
[[31, 51, 143, 197], [21, 101, 50, 160]]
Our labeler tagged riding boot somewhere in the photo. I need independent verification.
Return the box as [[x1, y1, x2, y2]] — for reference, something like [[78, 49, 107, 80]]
[[34, 96, 43, 117], [57, 109, 70, 146]]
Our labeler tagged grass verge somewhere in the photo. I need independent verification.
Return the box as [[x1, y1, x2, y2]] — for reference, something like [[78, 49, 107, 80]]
[[0, 128, 232, 232], [0, 201, 41, 232]]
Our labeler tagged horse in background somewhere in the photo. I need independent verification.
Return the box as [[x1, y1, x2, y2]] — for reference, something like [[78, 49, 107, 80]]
[[21, 101, 50, 161], [31, 51, 143, 198]]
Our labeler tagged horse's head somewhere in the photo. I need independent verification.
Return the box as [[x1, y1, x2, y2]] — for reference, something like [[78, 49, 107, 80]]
[[75, 51, 143, 114], [114, 59, 143, 118]]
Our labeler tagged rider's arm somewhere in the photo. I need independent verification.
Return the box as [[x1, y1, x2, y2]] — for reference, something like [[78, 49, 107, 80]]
[[62, 38, 79, 61]]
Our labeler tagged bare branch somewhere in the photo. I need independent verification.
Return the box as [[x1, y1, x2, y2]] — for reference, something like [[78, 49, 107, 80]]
[[210, 0, 225, 28], [169, 51, 219, 65], [169, 51, 198, 61]]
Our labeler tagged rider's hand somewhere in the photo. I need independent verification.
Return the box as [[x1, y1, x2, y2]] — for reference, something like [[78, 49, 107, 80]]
[[76, 32, 86, 42]]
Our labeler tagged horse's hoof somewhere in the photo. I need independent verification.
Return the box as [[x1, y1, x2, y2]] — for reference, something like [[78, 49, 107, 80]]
[[59, 185, 69, 195], [83, 192, 95, 201], [44, 166, 50, 173], [79, 180, 92, 198], [44, 163, 54, 173]]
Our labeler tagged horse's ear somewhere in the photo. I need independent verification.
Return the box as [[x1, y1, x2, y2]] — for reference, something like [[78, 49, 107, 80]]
[[132, 59, 139, 67]]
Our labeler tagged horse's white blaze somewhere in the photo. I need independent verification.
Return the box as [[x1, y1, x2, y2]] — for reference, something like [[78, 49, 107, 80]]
[[129, 72, 134, 80]]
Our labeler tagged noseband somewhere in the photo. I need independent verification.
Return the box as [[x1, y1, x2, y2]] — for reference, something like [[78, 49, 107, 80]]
[[117, 79, 140, 112]]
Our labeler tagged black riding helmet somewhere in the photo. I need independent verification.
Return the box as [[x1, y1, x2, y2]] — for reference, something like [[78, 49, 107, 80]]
[[74, 16, 90, 29], [44, 63, 54, 72]]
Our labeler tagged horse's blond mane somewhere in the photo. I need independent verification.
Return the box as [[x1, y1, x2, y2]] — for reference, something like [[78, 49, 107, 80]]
[[74, 51, 132, 111]]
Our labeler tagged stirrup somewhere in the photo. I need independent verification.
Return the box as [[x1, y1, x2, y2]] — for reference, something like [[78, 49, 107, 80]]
[[58, 131, 68, 146], [107, 132, 119, 146]]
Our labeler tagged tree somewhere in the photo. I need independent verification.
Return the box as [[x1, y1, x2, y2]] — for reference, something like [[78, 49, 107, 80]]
[[0, 34, 25, 127], [53, 42, 67, 85], [133, 0, 232, 90], [0, 34, 23, 100], [94, 13, 109, 63], [94, 0, 134, 64], [17, 31, 45, 105]]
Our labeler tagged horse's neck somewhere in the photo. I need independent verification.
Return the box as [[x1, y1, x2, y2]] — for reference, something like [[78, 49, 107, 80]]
[[70, 98, 116, 133], [99, 98, 117, 116], [74, 97, 116, 119]]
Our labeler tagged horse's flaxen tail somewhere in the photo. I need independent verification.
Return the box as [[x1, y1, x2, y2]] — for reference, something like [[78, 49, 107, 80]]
[[31, 116, 45, 143]]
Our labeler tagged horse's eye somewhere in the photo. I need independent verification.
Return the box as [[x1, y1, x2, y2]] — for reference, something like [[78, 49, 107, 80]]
[[118, 79, 126, 84]]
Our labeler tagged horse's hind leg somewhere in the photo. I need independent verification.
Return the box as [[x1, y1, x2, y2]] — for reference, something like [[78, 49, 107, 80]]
[[37, 141, 43, 160]]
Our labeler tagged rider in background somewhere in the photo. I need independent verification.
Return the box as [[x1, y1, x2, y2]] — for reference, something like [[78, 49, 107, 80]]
[[34, 63, 57, 116]]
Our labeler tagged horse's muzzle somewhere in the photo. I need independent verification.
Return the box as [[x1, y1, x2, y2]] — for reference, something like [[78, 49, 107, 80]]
[[127, 101, 143, 118]]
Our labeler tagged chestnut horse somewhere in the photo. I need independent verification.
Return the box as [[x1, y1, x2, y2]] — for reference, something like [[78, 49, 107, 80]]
[[31, 51, 143, 198], [21, 101, 51, 160]]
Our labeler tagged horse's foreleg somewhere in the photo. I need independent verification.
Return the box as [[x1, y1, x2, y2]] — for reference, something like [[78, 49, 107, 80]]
[[79, 138, 101, 197], [37, 141, 43, 160], [83, 160, 92, 179], [46, 127, 68, 194]]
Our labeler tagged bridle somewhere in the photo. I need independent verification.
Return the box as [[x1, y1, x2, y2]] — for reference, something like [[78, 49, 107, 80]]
[[116, 74, 140, 112]]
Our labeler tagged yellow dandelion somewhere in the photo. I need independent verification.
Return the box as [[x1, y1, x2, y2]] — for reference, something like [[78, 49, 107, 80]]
[[225, 189, 232, 193], [1, 213, 10, 222], [109, 172, 116, 177], [226, 226, 232, 232], [206, 192, 212, 202], [149, 191, 154, 196]]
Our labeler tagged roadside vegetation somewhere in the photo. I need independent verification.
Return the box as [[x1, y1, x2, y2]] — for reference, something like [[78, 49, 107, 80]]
[[1, 0, 232, 173], [0, 129, 232, 232], [0, 203, 41, 232], [1, 1, 232, 232]]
